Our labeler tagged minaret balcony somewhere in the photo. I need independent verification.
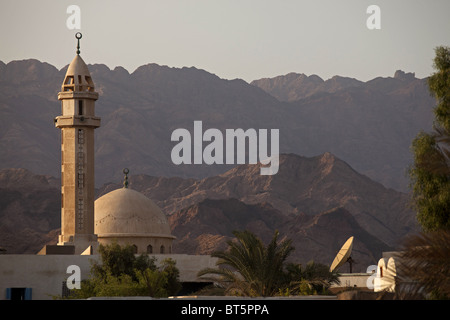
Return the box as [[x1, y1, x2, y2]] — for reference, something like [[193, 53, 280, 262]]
[[55, 115, 101, 128], [58, 91, 99, 101]]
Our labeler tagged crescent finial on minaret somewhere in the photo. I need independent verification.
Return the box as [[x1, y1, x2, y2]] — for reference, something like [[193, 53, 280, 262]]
[[75, 32, 82, 55]]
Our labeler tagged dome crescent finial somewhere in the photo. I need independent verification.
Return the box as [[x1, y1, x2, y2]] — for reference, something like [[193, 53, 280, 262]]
[[123, 168, 129, 188]]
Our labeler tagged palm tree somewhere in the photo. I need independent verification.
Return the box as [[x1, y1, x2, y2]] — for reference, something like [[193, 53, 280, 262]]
[[286, 261, 341, 295], [197, 230, 294, 297], [396, 230, 450, 299]]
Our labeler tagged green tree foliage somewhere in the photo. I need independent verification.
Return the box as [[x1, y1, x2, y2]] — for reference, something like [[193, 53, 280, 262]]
[[70, 243, 181, 298], [410, 131, 450, 230], [197, 230, 339, 297], [428, 46, 450, 131], [91, 242, 156, 281], [160, 258, 183, 296], [403, 46, 450, 300], [410, 46, 450, 232]]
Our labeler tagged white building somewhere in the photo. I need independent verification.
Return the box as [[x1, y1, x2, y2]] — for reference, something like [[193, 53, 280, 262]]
[[373, 251, 400, 293]]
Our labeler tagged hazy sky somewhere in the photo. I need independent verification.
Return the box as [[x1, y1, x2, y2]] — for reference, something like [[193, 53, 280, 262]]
[[1, 0, 449, 82]]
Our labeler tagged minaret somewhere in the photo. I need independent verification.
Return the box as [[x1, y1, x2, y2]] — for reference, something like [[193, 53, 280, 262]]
[[55, 33, 100, 254]]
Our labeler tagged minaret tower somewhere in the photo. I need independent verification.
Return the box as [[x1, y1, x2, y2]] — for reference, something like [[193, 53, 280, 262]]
[[55, 33, 100, 254]]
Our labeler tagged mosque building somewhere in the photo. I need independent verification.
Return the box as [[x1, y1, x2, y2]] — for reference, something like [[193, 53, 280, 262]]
[[38, 33, 176, 256], [0, 34, 216, 300]]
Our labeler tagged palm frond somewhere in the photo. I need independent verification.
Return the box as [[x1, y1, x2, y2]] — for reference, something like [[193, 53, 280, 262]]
[[197, 229, 294, 297], [397, 230, 450, 299]]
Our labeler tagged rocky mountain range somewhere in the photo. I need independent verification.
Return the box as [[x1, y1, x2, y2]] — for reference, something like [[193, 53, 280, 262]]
[[0, 152, 416, 272], [101, 152, 416, 244], [250, 70, 418, 102], [0, 59, 435, 191], [0, 168, 60, 254]]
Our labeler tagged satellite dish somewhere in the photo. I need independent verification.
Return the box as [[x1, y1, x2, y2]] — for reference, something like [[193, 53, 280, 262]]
[[329, 236, 354, 272]]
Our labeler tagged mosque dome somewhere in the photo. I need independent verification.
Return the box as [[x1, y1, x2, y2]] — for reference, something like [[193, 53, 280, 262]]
[[94, 187, 175, 254]]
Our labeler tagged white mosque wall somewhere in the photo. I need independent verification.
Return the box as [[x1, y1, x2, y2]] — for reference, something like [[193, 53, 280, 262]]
[[0, 254, 218, 300]]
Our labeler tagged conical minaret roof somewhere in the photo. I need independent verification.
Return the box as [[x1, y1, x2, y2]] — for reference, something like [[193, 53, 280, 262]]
[[60, 33, 95, 93]]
